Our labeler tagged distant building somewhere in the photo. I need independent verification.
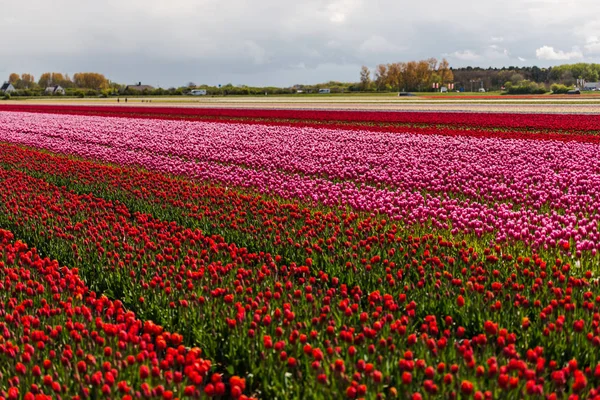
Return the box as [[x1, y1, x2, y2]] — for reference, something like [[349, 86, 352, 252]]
[[0, 82, 15, 93], [45, 85, 66, 95], [124, 82, 155, 92], [190, 89, 207, 96], [318, 88, 331, 94], [583, 82, 600, 91]]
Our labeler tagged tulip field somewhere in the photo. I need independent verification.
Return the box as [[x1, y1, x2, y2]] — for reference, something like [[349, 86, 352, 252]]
[[1, 105, 600, 399]]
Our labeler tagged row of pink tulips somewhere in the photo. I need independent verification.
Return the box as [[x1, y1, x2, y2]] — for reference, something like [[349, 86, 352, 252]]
[[1, 112, 599, 256]]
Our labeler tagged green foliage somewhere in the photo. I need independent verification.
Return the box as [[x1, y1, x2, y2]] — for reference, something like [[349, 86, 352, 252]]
[[503, 80, 547, 95], [452, 63, 600, 91], [550, 83, 573, 94], [2, 93, 10, 100], [549, 63, 600, 82]]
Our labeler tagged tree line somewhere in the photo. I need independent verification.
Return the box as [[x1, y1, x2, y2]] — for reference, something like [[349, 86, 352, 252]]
[[359, 58, 454, 92], [450, 63, 600, 92], [357, 62, 600, 94], [4, 71, 362, 97], [4, 63, 600, 97], [8, 72, 111, 90]]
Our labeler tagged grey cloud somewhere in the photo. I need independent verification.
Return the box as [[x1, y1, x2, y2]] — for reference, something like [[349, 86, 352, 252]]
[[2, 0, 600, 87]]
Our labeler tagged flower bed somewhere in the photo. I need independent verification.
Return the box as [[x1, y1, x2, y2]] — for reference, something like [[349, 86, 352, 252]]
[[0, 108, 599, 398]]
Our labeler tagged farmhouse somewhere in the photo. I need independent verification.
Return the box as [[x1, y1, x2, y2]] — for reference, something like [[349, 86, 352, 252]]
[[0, 82, 15, 93], [583, 82, 600, 91], [45, 85, 66, 95], [124, 82, 155, 92]]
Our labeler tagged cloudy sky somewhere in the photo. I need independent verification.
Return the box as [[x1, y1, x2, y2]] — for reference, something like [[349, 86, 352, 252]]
[[2, 0, 600, 87]]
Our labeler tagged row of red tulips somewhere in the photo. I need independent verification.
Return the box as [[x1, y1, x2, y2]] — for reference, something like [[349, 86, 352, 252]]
[[0, 227, 251, 399], [0, 105, 599, 137], [0, 144, 600, 398]]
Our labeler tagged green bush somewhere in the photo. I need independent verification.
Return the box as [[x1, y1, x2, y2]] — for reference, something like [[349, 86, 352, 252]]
[[504, 80, 547, 95], [550, 83, 572, 94]]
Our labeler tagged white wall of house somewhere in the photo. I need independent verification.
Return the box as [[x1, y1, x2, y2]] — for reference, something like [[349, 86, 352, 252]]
[[1, 83, 16, 93]]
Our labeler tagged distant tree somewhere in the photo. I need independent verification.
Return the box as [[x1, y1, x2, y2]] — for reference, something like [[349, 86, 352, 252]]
[[38, 73, 52, 88], [396, 62, 407, 90], [62, 74, 74, 89], [530, 66, 543, 82], [8, 73, 19, 84], [403, 61, 419, 91], [374, 64, 388, 91], [109, 81, 122, 93], [505, 80, 547, 94], [427, 58, 438, 72], [187, 82, 196, 88], [438, 58, 453, 84], [387, 63, 402, 91], [359, 66, 371, 91], [582, 65, 599, 82], [415, 60, 431, 91], [20, 73, 35, 89], [39, 72, 69, 88], [510, 73, 524, 85], [73, 72, 108, 89], [495, 70, 513, 86], [550, 83, 572, 94], [560, 70, 575, 86], [51, 73, 66, 86], [371, 60, 446, 92]]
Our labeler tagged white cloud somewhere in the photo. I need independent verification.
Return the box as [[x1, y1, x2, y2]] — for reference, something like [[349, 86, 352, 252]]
[[524, 0, 599, 26], [535, 45, 583, 60], [518, 56, 526, 62], [330, 12, 346, 23], [325, 0, 360, 24], [446, 50, 481, 61], [490, 36, 504, 43]]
